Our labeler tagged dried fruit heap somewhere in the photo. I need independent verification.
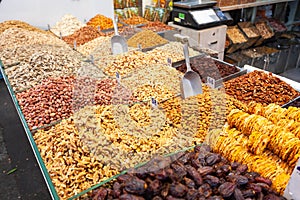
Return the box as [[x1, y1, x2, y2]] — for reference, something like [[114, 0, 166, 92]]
[[90, 145, 284, 200]]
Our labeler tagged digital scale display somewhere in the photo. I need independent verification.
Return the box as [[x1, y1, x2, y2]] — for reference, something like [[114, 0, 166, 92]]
[[190, 8, 220, 24]]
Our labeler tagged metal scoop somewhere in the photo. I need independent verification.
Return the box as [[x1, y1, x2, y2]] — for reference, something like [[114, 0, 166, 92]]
[[111, 15, 128, 55], [181, 43, 203, 99]]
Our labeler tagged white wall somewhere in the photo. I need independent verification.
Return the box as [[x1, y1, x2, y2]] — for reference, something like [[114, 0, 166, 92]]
[[0, 0, 114, 29]]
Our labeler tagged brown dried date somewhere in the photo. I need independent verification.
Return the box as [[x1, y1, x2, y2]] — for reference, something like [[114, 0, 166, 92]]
[[234, 188, 245, 200], [218, 182, 236, 198], [169, 183, 187, 198], [148, 179, 162, 195], [236, 164, 248, 174], [184, 177, 196, 188], [185, 165, 203, 186], [186, 188, 199, 200], [255, 176, 272, 186], [198, 166, 215, 176], [113, 182, 122, 198], [242, 189, 256, 198], [205, 175, 220, 187], [124, 177, 147, 195], [206, 154, 221, 166], [198, 183, 212, 198], [170, 163, 187, 181], [119, 194, 145, 200]]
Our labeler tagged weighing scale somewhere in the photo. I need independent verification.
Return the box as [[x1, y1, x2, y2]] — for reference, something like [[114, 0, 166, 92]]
[[172, 0, 230, 29]]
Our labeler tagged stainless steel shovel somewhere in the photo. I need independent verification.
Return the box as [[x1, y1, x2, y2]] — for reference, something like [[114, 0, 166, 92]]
[[111, 15, 128, 55], [181, 43, 203, 99]]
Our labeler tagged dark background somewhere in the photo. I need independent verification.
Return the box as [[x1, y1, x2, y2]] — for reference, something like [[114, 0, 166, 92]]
[[0, 80, 51, 200]]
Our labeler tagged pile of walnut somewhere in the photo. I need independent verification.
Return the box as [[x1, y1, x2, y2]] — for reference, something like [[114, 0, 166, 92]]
[[90, 144, 285, 200]]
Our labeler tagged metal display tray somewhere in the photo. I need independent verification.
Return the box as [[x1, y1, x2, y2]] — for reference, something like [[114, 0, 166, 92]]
[[281, 95, 300, 108], [172, 55, 247, 88]]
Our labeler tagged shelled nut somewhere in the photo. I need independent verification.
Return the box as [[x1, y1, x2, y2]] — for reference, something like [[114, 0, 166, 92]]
[[224, 70, 300, 106], [50, 14, 86, 37]]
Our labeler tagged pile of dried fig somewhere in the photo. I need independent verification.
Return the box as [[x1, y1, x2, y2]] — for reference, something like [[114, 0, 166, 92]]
[[89, 144, 285, 200]]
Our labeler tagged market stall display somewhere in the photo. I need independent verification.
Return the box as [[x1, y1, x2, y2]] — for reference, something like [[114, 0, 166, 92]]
[[1, 13, 300, 200]]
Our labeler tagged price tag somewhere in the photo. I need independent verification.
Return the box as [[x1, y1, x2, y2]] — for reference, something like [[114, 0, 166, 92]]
[[284, 158, 300, 199], [90, 55, 94, 64], [138, 44, 142, 51], [47, 24, 51, 31], [151, 97, 158, 109], [73, 40, 77, 50], [116, 72, 121, 85], [97, 26, 101, 32], [167, 58, 172, 67], [59, 32, 62, 39], [207, 76, 215, 88]]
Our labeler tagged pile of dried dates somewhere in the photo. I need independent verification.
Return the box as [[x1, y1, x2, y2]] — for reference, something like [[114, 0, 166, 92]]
[[89, 144, 285, 200]]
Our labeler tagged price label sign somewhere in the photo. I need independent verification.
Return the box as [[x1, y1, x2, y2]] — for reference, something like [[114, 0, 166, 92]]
[[47, 24, 51, 31], [116, 72, 121, 85], [167, 58, 172, 67], [90, 55, 94, 64], [207, 76, 216, 89], [151, 97, 158, 109], [97, 26, 101, 32], [73, 40, 77, 50], [284, 158, 300, 200], [138, 44, 142, 51], [59, 32, 63, 39]]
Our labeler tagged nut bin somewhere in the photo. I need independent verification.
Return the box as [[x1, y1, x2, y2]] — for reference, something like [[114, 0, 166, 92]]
[[172, 56, 246, 88], [252, 46, 280, 73], [238, 22, 260, 49], [226, 51, 252, 68], [226, 26, 248, 54], [254, 21, 274, 46]]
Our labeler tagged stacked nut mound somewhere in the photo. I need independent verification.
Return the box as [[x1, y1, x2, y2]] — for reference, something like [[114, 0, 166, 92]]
[[87, 14, 122, 30], [0, 27, 68, 51], [50, 14, 86, 37], [62, 26, 105, 47], [0, 20, 51, 35], [34, 118, 119, 199], [89, 144, 284, 200], [127, 29, 168, 49], [2, 44, 83, 92], [225, 70, 300, 106]]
